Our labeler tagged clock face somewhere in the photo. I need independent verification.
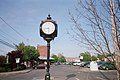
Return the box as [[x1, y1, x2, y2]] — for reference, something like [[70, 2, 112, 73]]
[[42, 22, 55, 35]]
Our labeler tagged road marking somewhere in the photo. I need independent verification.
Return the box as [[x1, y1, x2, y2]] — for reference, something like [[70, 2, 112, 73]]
[[75, 77, 80, 80], [77, 72, 81, 73], [32, 77, 55, 80], [32, 77, 44, 80], [67, 77, 79, 80], [96, 77, 107, 80]]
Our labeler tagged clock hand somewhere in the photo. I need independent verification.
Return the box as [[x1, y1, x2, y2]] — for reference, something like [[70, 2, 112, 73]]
[[45, 27, 50, 33]]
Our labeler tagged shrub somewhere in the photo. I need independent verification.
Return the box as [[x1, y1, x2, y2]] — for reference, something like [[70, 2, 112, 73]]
[[0, 67, 6, 72], [13, 67, 20, 71], [0, 63, 12, 72], [13, 64, 26, 71], [19, 64, 26, 70], [0, 63, 26, 72]]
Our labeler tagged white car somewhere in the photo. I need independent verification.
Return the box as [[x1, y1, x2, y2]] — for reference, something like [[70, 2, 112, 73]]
[[73, 62, 81, 66]]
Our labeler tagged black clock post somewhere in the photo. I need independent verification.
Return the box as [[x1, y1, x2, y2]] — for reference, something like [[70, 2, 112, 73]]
[[40, 15, 57, 80]]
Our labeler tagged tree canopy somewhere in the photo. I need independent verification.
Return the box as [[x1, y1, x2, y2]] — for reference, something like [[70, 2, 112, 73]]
[[16, 43, 39, 61], [80, 52, 91, 61], [51, 54, 58, 62], [51, 53, 65, 63]]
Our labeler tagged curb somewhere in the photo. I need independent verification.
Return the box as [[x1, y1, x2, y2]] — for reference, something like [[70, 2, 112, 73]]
[[99, 70, 117, 72], [0, 69, 32, 75]]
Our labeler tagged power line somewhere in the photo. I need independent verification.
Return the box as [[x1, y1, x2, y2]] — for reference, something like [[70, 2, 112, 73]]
[[0, 39, 16, 49], [0, 28, 19, 43], [0, 33, 15, 44], [0, 16, 27, 40]]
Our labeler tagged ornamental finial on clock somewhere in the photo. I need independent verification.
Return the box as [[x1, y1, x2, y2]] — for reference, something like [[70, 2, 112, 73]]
[[47, 14, 51, 20]]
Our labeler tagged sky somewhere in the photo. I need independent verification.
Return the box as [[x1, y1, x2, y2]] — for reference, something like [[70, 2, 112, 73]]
[[0, 0, 86, 57]]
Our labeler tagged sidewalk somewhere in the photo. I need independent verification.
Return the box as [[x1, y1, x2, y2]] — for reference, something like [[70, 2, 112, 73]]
[[0, 68, 32, 75]]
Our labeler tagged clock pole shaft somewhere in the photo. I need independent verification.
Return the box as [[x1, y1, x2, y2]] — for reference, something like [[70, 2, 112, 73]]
[[45, 40, 51, 80]]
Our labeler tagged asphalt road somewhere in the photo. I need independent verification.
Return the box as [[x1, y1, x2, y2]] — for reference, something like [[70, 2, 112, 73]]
[[0, 65, 117, 80]]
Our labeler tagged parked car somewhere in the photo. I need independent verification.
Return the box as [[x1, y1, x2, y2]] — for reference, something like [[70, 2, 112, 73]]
[[33, 64, 46, 69], [73, 62, 81, 66], [98, 62, 116, 70], [55, 62, 61, 65], [84, 63, 90, 68], [97, 61, 105, 67], [65, 62, 73, 65], [80, 61, 90, 67]]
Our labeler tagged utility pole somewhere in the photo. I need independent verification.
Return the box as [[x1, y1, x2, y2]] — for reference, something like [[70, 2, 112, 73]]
[[110, 0, 120, 80]]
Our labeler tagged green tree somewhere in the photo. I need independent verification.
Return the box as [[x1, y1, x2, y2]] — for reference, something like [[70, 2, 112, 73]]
[[23, 45, 38, 61], [16, 43, 39, 61], [80, 52, 91, 61], [58, 56, 65, 62], [51, 53, 66, 63], [58, 53, 66, 62], [51, 54, 58, 62], [91, 56, 97, 61], [97, 54, 104, 61], [16, 42, 25, 52], [7, 50, 23, 69]]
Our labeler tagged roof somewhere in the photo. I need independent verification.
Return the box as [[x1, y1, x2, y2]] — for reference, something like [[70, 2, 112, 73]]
[[38, 56, 53, 60]]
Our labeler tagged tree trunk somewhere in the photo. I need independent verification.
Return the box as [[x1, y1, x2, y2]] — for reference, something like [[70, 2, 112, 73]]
[[110, 0, 120, 80], [117, 69, 120, 80]]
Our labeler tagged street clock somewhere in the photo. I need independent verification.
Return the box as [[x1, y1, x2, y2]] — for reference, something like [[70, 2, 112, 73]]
[[39, 15, 58, 80], [41, 22, 55, 35], [40, 15, 57, 42]]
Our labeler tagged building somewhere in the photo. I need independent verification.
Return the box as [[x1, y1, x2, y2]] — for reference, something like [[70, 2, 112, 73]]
[[65, 57, 80, 62], [37, 45, 53, 64], [37, 45, 47, 57]]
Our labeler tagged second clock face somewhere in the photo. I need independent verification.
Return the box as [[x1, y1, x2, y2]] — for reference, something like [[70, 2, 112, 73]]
[[42, 22, 55, 34]]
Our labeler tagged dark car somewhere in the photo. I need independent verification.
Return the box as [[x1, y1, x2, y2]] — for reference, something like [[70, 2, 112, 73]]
[[98, 62, 116, 70], [84, 63, 90, 68], [55, 62, 61, 65], [80, 61, 90, 67], [97, 61, 105, 67], [33, 64, 46, 69]]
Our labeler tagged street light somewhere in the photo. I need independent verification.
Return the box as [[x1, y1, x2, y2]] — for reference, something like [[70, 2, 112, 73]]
[[40, 14, 58, 80]]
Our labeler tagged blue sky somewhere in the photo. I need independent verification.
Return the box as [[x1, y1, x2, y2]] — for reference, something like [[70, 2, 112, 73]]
[[0, 0, 86, 57]]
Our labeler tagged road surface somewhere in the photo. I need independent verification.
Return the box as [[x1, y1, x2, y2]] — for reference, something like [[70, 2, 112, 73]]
[[0, 65, 117, 80]]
